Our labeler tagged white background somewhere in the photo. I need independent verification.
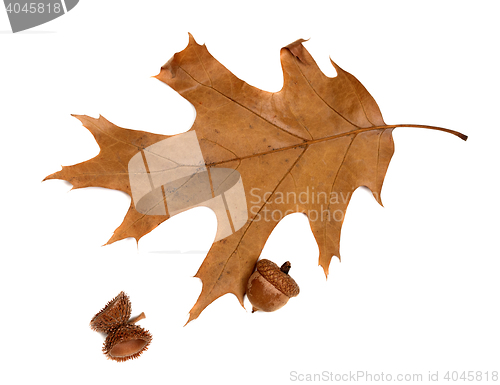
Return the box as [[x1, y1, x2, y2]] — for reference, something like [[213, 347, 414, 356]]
[[1, 1, 499, 384]]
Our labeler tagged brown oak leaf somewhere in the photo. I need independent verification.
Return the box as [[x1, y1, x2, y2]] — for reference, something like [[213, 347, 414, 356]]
[[44, 34, 467, 323]]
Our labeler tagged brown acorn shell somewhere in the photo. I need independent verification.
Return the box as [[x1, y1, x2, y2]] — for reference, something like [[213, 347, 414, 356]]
[[103, 324, 152, 362], [246, 271, 291, 312], [256, 259, 300, 298], [90, 291, 132, 333]]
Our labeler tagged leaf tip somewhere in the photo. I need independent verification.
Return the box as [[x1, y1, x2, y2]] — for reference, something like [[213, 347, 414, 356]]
[[42, 168, 64, 183], [319, 253, 341, 279], [71, 113, 93, 127], [187, 32, 200, 47], [184, 313, 196, 326], [282, 38, 310, 64], [329, 58, 340, 69], [319, 258, 330, 277], [373, 190, 384, 207]]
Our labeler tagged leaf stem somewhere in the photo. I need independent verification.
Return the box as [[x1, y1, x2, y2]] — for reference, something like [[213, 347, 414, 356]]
[[375, 124, 468, 141], [206, 123, 467, 167]]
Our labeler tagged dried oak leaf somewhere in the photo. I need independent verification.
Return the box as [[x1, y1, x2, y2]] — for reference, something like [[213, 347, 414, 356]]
[[44, 34, 466, 323]]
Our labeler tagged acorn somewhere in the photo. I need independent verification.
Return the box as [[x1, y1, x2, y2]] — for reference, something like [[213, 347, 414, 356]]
[[90, 291, 131, 333], [246, 259, 300, 312], [103, 319, 152, 362]]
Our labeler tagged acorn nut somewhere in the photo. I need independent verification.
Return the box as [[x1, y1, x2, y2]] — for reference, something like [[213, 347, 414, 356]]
[[246, 259, 299, 312]]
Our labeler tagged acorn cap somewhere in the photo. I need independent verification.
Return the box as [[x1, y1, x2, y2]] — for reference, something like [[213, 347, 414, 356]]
[[90, 291, 132, 333], [103, 324, 152, 362], [256, 259, 300, 298]]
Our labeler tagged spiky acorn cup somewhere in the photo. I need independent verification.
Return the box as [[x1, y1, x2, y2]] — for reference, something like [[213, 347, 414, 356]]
[[90, 291, 131, 333], [103, 319, 152, 362], [246, 259, 300, 312], [90, 292, 152, 362]]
